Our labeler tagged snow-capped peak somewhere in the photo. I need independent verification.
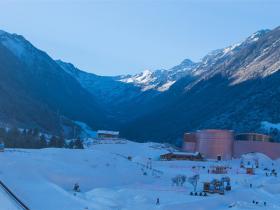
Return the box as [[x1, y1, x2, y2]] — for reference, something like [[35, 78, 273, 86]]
[[245, 29, 270, 43], [119, 59, 198, 92], [0, 29, 7, 35], [119, 69, 156, 91]]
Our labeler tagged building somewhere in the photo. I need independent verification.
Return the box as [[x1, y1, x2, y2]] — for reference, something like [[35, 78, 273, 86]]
[[235, 133, 272, 142], [184, 129, 234, 160], [233, 133, 280, 160], [97, 130, 119, 140], [160, 152, 203, 161], [183, 129, 280, 160], [183, 133, 197, 151], [196, 130, 234, 160], [210, 166, 228, 174]]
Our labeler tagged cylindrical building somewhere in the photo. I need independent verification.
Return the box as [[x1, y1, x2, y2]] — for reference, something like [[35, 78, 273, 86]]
[[183, 132, 197, 152], [196, 129, 234, 160], [235, 133, 272, 142]]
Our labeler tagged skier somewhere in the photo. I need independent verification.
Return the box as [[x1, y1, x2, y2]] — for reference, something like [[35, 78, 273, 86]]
[[73, 183, 80, 192], [156, 198, 160, 205]]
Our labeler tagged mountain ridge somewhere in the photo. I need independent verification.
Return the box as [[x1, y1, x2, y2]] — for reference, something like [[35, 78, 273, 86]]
[[1, 27, 280, 143]]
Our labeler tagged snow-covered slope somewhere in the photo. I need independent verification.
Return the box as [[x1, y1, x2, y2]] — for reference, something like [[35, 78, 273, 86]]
[[56, 60, 159, 124], [1, 143, 280, 210], [118, 59, 198, 92], [0, 30, 50, 66], [0, 30, 107, 134], [188, 29, 276, 87], [122, 27, 280, 142], [56, 60, 144, 105], [118, 29, 275, 92]]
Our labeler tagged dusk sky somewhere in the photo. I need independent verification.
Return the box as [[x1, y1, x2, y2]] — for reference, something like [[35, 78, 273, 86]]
[[0, 0, 279, 75]]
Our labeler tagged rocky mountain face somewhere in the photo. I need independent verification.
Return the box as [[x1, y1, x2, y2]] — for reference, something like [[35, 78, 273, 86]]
[[117, 58, 198, 92], [121, 27, 280, 142], [56, 60, 159, 124], [1, 27, 280, 143], [0, 30, 107, 135]]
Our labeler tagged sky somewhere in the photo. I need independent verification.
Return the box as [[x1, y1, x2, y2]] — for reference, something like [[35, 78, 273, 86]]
[[0, 0, 280, 76]]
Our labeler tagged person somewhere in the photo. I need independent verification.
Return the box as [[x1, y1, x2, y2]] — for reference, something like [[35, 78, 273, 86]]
[[73, 183, 80, 192], [156, 198, 160, 205], [264, 201, 266, 206], [249, 183, 252, 188]]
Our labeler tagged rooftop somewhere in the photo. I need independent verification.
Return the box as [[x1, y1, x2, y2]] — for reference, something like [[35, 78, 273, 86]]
[[97, 130, 119, 135]]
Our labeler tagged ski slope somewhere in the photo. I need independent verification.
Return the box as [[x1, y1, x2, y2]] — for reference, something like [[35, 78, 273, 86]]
[[0, 141, 280, 210]]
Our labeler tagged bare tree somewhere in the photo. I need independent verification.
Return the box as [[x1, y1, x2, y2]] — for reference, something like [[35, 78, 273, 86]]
[[188, 174, 200, 192]]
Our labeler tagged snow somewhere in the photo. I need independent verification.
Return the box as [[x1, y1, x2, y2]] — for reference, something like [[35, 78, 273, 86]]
[[0, 36, 26, 58], [167, 151, 200, 156], [1, 142, 280, 210], [261, 121, 280, 131], [120, 69, 157, 91], [119, 59, 197, 92], [157, 80, 175, 92], [75, 121, 97, 138], [0, 30, 39, 65], [223, 43, 241, 54], [0, 186, 23, 210], [0, 30, 7, 36], [97, 130, 119, 135]]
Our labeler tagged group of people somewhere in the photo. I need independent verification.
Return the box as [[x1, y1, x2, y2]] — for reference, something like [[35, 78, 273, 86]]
[[252, 200, 267, 206]]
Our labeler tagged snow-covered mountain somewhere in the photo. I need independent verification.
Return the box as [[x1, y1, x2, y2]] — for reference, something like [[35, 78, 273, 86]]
[[118, 59, 198, 91], [0, 30, 107, 134], [56, 60, 158, 124], [122, 27, 280, 142], [117, 29, 273, 92], [1, 27, 280, 143]]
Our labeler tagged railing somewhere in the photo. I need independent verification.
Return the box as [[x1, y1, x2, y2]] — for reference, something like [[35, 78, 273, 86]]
[[0, 180, 30, 210]]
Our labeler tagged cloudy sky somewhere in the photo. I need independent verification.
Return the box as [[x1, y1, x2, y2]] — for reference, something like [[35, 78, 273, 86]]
[[0, 0, 279, 75]]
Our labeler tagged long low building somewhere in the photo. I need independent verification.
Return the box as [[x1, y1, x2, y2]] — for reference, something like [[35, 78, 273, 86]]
[[97, 130, 119, 140], [183, 129, 280, 160], [160, 151, 203, 161]]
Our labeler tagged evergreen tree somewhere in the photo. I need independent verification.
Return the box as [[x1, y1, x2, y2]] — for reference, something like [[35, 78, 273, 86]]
[[39, 134, 48, 148], [74, 138, 84, 149], [32, 128, 40, 137], [6, 127, 21, 147], [0, 128, 7, 138], [48, 135, 58, 147], [56, 135, 65, 148], [68, 140, 74, 149]]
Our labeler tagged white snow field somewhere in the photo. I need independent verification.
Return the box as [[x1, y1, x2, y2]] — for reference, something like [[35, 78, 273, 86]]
[[0, 140, 280, 210]]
